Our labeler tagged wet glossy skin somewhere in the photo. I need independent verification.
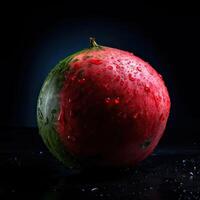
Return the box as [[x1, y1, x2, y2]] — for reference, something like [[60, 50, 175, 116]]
[[56, 46, 170, 167]]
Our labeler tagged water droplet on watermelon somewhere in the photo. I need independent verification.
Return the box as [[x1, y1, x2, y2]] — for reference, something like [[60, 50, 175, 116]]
[[133, 112, 139, 119], [78, 78, 86, 84], [114, 97, 120, 104], [89, 59, 102, 65], [107, 66, 113, 70], [70, 75, 76, 81], [116, 64, 120, 69], [137, 66, 142, 72], [159, 74, 163, 79], [67, 135, 76, 142], [105, 97, 111, 104], [144, 85, 150, 92], [128, 74, 135, 81], [120, 80, 124, 86]]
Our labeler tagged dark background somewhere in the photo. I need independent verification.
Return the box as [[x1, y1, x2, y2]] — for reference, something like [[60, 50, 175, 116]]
[[1, 2, 200, 145], [0, 2, 200, 200]]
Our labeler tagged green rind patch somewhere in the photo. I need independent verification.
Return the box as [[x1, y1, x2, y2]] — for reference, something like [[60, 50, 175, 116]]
[[37, 49, 87, 168]]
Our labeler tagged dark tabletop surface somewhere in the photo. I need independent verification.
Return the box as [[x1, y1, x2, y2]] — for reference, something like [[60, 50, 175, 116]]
[[0, 128, 199, 200]]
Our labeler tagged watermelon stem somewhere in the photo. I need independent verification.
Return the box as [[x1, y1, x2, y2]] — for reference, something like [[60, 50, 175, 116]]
[[89, 37, 99, 47]]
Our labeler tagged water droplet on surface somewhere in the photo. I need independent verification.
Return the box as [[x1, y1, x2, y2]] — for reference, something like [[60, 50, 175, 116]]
[[89, 59, 102, 65], [67, 135, 76, 142], [128, 74, 135, 81], [70, 75, 76, 81], [189, 172, 194, 176], [144, 85, 150, 92], [91, 187, 98, 192], [68, 98, 71, 103], [116, 64, 120, 69], [114, 97, 120, 104], [78, 78, 86, 84], [159, 74, 163, 79], [105, 97, 111, 104], [120, 80, 124, 86], [137, 66, 142, 72], [133, 112, 139, 119], [107, 65, 113, 70]]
